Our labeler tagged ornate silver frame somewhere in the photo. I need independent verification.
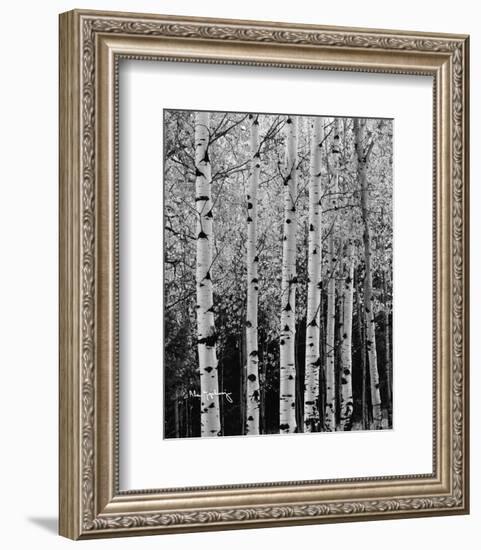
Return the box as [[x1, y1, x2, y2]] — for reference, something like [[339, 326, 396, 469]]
[[59, 9, 469, 539]]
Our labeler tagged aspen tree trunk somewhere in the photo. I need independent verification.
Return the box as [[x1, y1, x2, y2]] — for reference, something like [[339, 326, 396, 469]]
[[340, 241, 355, 430], [324, 120, 340, 431], [318, 291, 326, 428], [295, 326, 303, 429], [356, 277, 368, 430], [324, 233, 336, 431], [354, 118, 383, 429], [260, 343, 267, 433], [279, 115, 298, 434], [335, 282, 343, 428], [304, 117, 323, 433], [174, 394, 180, 438], [383, 271, 393, 428], [195, 111, 221, 437], [239, 332, 246, 435], [246, 115, 261, 435]]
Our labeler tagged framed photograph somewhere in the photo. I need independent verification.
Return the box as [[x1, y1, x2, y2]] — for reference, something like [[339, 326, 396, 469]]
[[59, 9, 469, 539]]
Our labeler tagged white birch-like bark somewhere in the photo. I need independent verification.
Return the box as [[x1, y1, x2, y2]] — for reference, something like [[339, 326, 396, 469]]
[[246, 115, 261, 435], [279, 115, 298, 434], [195, 111, 221, 437], [382, 269, 393, 428], [324, 120, 340, 432], [324, 232, 336, 431], [356, 278, 368, 429], [340, 241, 355, 430], [354, 118, 383, 429], [303, 117, 323, 432]]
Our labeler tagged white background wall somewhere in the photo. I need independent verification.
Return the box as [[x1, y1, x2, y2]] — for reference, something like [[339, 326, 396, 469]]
[[0, 1, 477, 548]]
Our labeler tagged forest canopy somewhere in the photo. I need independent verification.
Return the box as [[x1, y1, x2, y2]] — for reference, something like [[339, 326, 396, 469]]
[[163, 109, 393, 439]]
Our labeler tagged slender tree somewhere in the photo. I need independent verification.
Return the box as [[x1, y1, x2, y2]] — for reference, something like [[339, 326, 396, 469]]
[[246, 114, 261, 435], [339, 240, 355, 430], [304, 117, 323, 432], [383, 270, 393, 428], [325, 232, 336, 431], [354, 118, 383, 429], [279, 115, 298, 434], [195, 111, 221, 437], [324, 121, 340, 431], [380, 210, 393, 427]]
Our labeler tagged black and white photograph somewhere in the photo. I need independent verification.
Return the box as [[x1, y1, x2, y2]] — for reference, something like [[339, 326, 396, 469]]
[[163, 109, 393, 439]]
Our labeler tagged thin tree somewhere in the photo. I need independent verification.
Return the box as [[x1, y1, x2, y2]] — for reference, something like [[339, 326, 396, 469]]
[[304, 116, 323, 432], [382, 269, 393, 428], [279, 115, 298, 434], [339, 240, 355, 430], [324, 121, 340, 431], [354, 118, 382, 429], [245, 114, 261, 435], [380, 209, 393, 427], [195, 111, 221, 437], [356, 274, 369, 430], [325, 232, 337, 431]]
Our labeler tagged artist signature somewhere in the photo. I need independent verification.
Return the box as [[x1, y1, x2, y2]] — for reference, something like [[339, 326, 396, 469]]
[[185, 390, 234, 404]]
